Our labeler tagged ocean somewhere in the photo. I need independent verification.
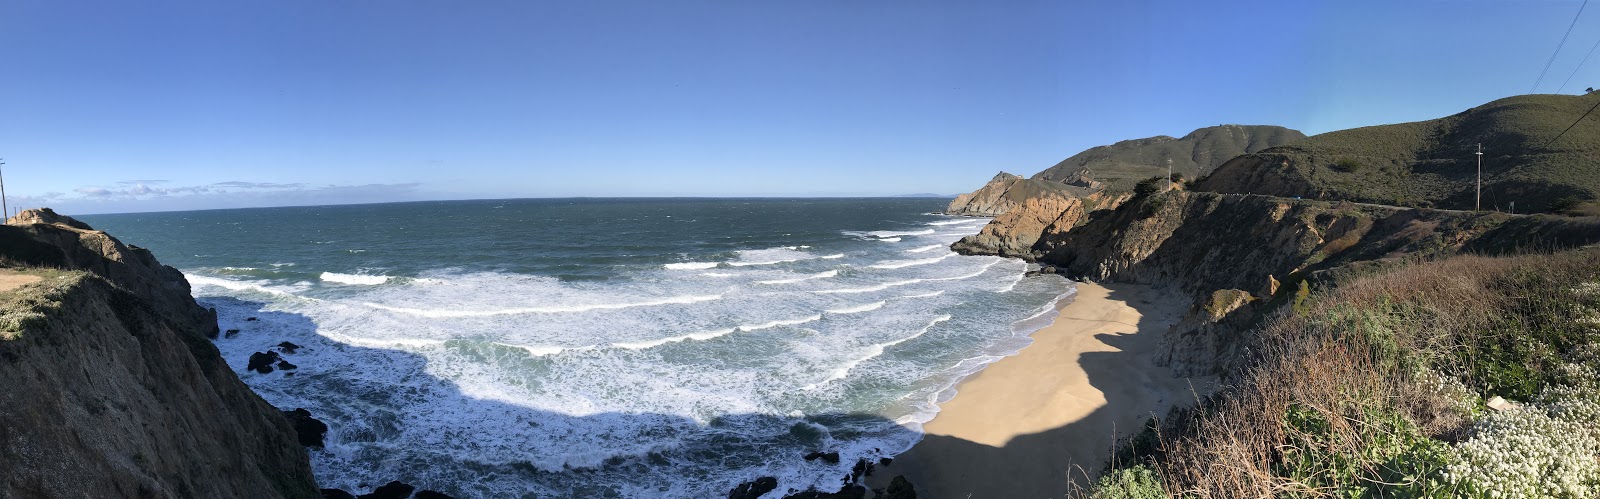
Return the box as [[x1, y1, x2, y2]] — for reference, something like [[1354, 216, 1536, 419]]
[[81, 198, 1073, 498]]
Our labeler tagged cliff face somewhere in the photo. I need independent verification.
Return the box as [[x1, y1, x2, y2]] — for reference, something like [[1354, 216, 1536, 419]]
[[0, 209, 319, 498], [950, 191, 1129, 258], [944, 172, 1089, 217], [964, 193, 1600, 375]]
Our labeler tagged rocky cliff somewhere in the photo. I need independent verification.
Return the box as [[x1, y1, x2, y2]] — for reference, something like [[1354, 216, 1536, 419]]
[[0, 209, 320, 498], [943, 172, 1089, 217], [950, 191, 1128, 258], [960, 192, 1600, 376]]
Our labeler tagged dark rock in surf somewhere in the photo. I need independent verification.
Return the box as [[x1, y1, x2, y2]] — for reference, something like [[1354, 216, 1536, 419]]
[[357, 481, 415, 499], [321, 489, 356, 499], [803, 451, 840, 464], [415, 490, 458, 499], [782, 485, 866, 499], [277, 341, 301, 354], [282, 408, 328, 448], [276, 360, 297, 371], [882, 476, 916, 499], [728, 476, 779, 499], [248, 351, 281, 374]]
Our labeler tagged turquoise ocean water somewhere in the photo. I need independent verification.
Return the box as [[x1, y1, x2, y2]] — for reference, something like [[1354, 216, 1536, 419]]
[[83, 198, 1072, 498]]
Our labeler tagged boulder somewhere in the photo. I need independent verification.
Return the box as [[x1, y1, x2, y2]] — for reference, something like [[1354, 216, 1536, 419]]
[[357, 481, 415, 499], [803, 451, 841, 464], [248, 351, 282, 374], [282, 408, 329, 448], [728, 476, 779, 499]]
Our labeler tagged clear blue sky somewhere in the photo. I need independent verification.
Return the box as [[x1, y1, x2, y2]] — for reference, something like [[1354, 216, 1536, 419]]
[[3, 0, 1597, 214]]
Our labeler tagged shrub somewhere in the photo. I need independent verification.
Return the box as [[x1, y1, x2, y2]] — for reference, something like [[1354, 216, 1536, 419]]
[[1332, 158, 1362, 173], [1090, 465, 1165, 499], [1134, 176, 1168, 196]]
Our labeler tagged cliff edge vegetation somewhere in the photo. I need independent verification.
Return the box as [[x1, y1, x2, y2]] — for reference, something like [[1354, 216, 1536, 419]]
[[1091, 246, 1600, 498], [0, 209, 320, 498]]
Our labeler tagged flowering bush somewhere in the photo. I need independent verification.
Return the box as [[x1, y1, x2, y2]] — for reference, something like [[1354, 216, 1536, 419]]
[[1446, 364, 1600, 497]]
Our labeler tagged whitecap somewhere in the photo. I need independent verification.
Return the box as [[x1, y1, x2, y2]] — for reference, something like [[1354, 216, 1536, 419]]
[[877, 237, 902, 243], [362, 293, 723, 317], [820, 254, 845, 259], [321, 272, 394, 285], [925, 220, 977, 226], [824, 301, 886, 314], [665, 262, 719, 270], [757, 270, 838, 285], [905, 245, 944, 253], [804, 315, 952, 390], [868, 229, 935, 238], [868, 254, 953, 269]]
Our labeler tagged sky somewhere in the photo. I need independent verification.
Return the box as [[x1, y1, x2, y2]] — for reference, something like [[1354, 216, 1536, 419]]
[[2, 0, 1598, 214]]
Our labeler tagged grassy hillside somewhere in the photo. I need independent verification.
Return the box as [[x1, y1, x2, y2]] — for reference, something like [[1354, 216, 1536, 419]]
[[1089, 248, 1600, 497], [1033, 125, 1306, 191], [1196, 93, 1600, 212]]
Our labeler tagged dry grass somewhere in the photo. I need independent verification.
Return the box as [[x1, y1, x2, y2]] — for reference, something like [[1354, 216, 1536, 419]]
[[1109, 249, 1600, 497]]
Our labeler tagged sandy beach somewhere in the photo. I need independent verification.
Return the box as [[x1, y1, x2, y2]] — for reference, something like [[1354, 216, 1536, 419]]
[[869, 282, 1211, 498]]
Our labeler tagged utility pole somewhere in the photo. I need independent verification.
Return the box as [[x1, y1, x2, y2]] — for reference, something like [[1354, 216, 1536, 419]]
[[1475, 144, 1483, 212], [0, 158, 8, 221], [1166, 158, 1173, 192]]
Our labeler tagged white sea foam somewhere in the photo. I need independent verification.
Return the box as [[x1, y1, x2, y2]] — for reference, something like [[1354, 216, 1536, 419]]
[[877, 237, 902, 242], [665, 262, 719, 270], [900, 290, 945, 299], [820, 254, 845, 259], [804, 315, 952, 390], [495, 343, 569, 357], [700, 272, 738, 278], [905, 244, 944, 253], [868, 254, 953, 269], [611, 328, 738, 350], [362, 293, 723, 317], [740, 314, 823, 331], [757, 270, 838, 285], [925, 220, 978, 226], [321, 272, 394, 285], [825, 301, 886, 314], [868, 229, 935, 238], [187, 275, 306, 297]]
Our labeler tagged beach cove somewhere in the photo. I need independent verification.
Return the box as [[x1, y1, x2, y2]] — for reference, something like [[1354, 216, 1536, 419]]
[[872, 282, 1214, 498]]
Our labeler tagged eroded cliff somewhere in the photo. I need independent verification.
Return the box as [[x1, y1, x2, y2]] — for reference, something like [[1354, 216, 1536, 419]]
[[0, 209, 319, 498], [943, 172, 1089, 217]]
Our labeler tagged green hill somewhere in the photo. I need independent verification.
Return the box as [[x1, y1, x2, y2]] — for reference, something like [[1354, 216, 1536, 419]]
[[1195, 93, 1600, 212], [1032, 124, 1306, 191]]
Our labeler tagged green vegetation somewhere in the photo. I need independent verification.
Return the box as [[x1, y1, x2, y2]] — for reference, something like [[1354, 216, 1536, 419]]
[[1092, 248, 1600, 497], [0, 270, 83, 340], [1197, 93, 1600, 213], [1332, 158, 1362, 173], [1034, 125, 1305, 192], [1134, 176, 1169, 196], [1089, 465, 1165, 499]]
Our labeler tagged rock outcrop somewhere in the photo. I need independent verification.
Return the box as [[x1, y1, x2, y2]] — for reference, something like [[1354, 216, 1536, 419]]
[[0, 209, 319, 498], [950, 191, 1128, 258], [943, 172, 1088, 217]]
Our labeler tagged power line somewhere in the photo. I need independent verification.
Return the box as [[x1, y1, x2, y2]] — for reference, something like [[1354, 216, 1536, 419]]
[[1545, 96, 1600, 147], [1533, 0, 1590, 93], [1556, 34, 1600, 94]]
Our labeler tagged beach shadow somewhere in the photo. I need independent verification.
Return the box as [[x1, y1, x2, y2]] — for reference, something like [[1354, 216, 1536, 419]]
[[209, 298, 924, 499], [867, 283, 1209, 499]]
